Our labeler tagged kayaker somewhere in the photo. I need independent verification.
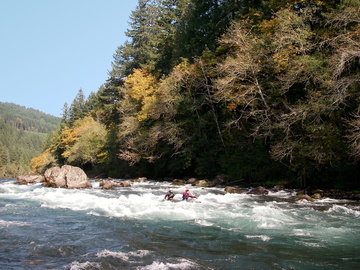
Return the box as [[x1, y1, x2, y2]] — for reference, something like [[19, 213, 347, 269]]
[[164, 190, 175, 200], [182, 189, 196, 201]]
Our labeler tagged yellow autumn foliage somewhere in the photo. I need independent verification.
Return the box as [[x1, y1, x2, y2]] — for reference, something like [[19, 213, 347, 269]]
[[124, 68, 159, 121], [30, 148, 57, 173], [64, 117, 108, 164], [125, 68, 157, 102]]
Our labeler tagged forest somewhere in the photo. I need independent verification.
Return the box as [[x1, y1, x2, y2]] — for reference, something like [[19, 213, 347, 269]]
[[0, 102, 60, 177], [31, 0, 360, 189]]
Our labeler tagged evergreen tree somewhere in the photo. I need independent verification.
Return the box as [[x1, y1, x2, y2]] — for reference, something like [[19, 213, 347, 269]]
[[111, 0, 163, 77], [61, 102, 70, 127], [69, 88, 86, 125], [174, 0, 245, 60], [156, 0, 191, 73], [32, 0, 360, 188]]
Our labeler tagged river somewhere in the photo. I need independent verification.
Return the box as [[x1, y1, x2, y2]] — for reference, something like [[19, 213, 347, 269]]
[[0, 178, 359, 269]]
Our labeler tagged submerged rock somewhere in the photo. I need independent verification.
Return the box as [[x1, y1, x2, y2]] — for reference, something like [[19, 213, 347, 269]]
[[311, 193, 322, 199], [100, 180, 132, 189], [120, 180, 131, 187], [224, 186, 247, 194], [247, 186, 269, 195], [186, 178, 197, 184], [172, 179, 186, 186], [271, 184, 285, 192], [16, 172, 45, 185], [44, 165, 91, 188], [133, 177, 147, 182], [192, 179, 209, 187], [295, 194, 314, 202], [99, 180, 113, 190]]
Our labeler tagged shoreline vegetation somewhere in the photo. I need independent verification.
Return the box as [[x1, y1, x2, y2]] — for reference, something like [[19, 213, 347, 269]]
[[2, 1, 359, 191]]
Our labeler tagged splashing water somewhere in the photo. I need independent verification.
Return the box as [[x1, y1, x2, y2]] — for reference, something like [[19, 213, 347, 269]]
[[0, 179, 359, 269]]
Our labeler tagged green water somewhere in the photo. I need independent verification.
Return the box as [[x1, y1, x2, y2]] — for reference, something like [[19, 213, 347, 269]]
[[0, 179, 359, 269]]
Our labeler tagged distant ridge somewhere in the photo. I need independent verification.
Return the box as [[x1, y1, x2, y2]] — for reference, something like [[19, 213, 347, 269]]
[[0, 102, 60, 133], [0, 102, 61, 177]]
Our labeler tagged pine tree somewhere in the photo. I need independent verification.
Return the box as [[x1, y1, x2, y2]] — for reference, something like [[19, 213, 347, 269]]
[[111, 0, 163, 77], [174, 0, 244, 60], [69, 89, 86, 125], [61, 103, 70, 127]]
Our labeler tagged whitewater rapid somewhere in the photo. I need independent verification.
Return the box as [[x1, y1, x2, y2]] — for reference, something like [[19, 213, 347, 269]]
[[0, 179, 359, 269]]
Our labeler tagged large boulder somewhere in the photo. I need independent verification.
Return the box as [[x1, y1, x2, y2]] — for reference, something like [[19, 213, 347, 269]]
[[16, 172, 45, 185], [44, 165, 91, 188], [44, 167, 64, 187]]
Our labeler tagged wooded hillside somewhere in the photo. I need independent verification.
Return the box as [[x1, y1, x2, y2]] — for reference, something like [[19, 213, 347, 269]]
[[0, 102, 60, 177], [32, 0, 360, 189]]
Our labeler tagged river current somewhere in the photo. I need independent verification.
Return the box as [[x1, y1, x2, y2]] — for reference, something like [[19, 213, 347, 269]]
[[0, 178, 359, 269]]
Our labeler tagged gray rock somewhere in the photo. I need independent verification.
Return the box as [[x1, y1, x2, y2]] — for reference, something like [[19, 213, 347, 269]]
[[224, 186, 247, 194], [100, 179, 131, 189], [119, 180, 131, 187], [192, 179, 209, 187], [133, 177, 147, 182], [44, 165, 91, 188], [247, 186, 269, 195], [16, 172, 45, 184]]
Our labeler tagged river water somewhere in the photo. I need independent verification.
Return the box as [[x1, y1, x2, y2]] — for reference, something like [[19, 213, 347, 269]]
[[0, 178, 359, 270]]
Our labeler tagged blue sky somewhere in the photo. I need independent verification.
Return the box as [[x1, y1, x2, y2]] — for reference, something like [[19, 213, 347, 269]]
[[0, 0, 138, 117]]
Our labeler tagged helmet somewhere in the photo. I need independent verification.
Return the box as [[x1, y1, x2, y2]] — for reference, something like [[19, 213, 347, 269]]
[[185, 189, 189, 192]]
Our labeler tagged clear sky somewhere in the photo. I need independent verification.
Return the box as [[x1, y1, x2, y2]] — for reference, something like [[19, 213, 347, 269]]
[[0, 0, 138, 117]]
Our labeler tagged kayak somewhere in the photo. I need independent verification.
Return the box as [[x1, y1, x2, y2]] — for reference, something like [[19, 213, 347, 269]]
[[163, 199, 201, 203]]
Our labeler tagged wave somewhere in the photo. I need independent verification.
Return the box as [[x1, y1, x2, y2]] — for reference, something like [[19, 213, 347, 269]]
[[326, 204, 360, 217], [97, 249, 152, 261], [0, 219, 30, 227], [69, 249, 206, 270], [1, 180, 359, 229], [69, 261, 101, 270], [245, 235, 271, 242]]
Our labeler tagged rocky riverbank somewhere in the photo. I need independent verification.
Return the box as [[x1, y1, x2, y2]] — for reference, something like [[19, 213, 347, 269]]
[[16, 170, 360, 200], [164, 176, 360, 201]]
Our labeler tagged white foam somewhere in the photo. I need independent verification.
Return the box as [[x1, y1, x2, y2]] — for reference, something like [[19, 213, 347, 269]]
[[195, 219, 214, 226], [97, 249, 152, 261], [267, 190, 295, 198], [326, 205, 360, 217], [0, 219, 30, 227], [69, 261, 101, 270], [251, 204, 294, 229], [2, 181, 359, 236], [317, 197, 346, 203], [245, 235, 271, 242], [291, 229, 312, 237], [297, 241, 325, 248], [138, 258, 200, 270]]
